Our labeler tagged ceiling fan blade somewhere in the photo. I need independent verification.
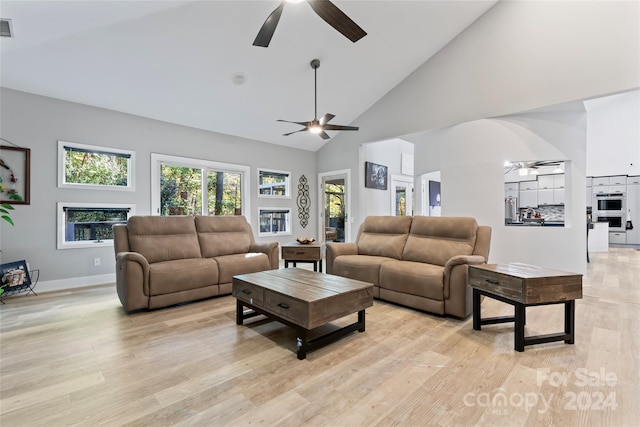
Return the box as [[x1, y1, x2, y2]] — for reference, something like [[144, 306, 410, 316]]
[[283, 128, 309, 136], [277, 119, 312, 127], [307, 0, 367, 43], [319, 131, 331, 140], [253, 1, 286, 47], [319, 113, 335, 125], [323, 124, 359, 131]]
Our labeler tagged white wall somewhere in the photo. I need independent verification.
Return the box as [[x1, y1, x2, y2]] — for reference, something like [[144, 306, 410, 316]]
[[0, 88, 317, 290], [362, 138, 414, 216], [317, 0, 639, 233], [414, 105, 587, 273], [585, 90, 640, 177]]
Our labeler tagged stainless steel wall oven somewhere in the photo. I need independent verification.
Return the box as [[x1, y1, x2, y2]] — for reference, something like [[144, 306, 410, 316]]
[[595, 215, 624, 232], [595, 193, 625, 214]]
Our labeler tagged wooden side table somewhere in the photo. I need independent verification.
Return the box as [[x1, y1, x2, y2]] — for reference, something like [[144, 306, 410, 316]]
[[281, 242, 325, 272], [468, 263, 582, 352]]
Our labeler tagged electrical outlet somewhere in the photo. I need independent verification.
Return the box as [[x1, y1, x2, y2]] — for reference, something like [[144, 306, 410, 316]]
[[94, 257, 101, 266]]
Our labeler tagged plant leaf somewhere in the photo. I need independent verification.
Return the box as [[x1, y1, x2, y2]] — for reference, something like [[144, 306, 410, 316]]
[[1, 203, 15, 210], [1, 215, 14, 226]]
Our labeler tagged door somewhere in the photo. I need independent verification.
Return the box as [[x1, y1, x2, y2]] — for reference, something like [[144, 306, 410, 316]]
[[390, 175, 414, 216], [319, 170, 351, 243]]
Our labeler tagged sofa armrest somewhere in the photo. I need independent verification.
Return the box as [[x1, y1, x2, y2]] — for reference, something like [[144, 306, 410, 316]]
[[115, 252, 150, 312], [250, 241, 279, 270], [443, 255, 486, 299], [325, 242, 358, 274]]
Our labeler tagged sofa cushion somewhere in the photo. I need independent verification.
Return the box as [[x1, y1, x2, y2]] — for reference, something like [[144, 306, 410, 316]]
[[357, 216, 412, 260], [149, 258, 218, 296], [128, 216, 202, 264], [333, 255, 395, 286], [380, 260, 445, 301], [403, 217, 478, 266], [196, 216, 254, 258], [214, 253, 272, 284]]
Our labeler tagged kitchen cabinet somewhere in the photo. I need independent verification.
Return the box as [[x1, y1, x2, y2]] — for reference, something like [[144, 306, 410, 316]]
[[609, 232, 626, 244], [586, 177, 593, 187], [627, 176, 640, 185], [538, 189, 554, 205], [627, 183, 640, 244], [586, 186, 593, 207], [520, 189, 538, 208], [537, 174, 564, 205], [610, 175, 626, 185], [520, 181, 538, 191], [505, 182, 518, 199], [592, 175, 626, 194], [592, 177, 610, 187], [538, 175, 554, 190]]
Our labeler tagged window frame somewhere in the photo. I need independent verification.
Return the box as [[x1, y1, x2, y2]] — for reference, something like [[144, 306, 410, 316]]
[[258, 207, 292, 237], [57, 140, 136, 191], [57, 202, 135, 250], [257, 168, 291, 199], [150, 153, 250, 220]]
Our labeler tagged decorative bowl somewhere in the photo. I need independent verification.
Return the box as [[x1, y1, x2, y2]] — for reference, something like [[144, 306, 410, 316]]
[[296, 237, 316, 245]]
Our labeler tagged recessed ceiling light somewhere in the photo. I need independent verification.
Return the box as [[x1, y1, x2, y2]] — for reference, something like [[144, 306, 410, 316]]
[[231, 72, 247, 85]]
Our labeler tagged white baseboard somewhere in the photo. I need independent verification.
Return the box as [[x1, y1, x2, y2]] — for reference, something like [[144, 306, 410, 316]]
[[35, 273, 116, 293]]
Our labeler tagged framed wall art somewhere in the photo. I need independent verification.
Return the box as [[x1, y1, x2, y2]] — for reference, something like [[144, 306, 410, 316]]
[[365, 161, 388, 190], [0, 145, 31, 205]]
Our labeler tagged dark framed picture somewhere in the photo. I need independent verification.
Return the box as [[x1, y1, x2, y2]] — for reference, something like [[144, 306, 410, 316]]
[[0, 146, 31, 205], [365, 162, 388, 190]]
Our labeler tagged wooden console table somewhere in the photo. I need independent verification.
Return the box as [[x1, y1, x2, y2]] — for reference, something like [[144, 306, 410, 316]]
[[468, 263, 582, 352]]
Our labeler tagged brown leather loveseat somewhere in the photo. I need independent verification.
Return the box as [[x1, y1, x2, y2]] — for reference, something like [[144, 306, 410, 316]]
[[326, 216, 491, 318], [113, 215, 278, 312]]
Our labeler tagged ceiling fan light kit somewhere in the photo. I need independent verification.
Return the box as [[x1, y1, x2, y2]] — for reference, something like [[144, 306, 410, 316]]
[[277, 59, 359, 140]]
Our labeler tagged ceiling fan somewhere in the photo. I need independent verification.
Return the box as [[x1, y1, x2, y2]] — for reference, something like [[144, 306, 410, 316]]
[[253, 0, 367, 48], [278, 59, 359, 140]]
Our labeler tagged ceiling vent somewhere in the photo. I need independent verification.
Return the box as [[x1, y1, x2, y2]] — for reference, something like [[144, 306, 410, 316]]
[[0, 19, 13, 38]]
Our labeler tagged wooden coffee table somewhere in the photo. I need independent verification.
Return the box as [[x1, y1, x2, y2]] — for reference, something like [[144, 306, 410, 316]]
[[468, 263, 582, 352], [232, 268, 373, 360]]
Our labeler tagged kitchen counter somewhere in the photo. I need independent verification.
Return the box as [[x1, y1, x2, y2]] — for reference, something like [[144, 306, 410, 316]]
[[506, 221, 565, 227]]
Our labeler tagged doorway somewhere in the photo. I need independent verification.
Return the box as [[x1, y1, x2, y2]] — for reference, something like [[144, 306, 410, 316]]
[[319, 169, 351, 243], [390, 175, 414, 216]]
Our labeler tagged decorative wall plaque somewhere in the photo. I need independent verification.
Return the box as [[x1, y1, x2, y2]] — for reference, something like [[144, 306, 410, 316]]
[[297, 175, 310, 228]]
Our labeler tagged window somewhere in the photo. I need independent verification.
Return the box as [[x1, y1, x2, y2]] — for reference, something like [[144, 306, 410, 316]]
[[258, 208, 291, 236], [58, 141, 135, 190], [258, 168, 291, 198], [57, 203, 134, 249], [151, 153, 249, 218]]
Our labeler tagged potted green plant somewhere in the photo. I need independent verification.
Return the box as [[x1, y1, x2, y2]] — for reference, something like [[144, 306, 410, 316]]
[[1, 202, 15, 226]]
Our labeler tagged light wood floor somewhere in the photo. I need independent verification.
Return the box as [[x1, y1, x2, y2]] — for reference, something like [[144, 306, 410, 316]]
[[1, 249, 638, 426]]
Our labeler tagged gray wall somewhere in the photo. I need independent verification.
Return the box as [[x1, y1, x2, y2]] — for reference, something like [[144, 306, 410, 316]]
[[0, 88, 316, 290]]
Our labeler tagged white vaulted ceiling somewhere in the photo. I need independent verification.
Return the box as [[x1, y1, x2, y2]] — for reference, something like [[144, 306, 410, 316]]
[[0, 1, 497, 151]]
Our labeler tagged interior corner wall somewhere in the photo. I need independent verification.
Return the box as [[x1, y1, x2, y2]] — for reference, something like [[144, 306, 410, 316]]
[[317, 0, 639, 232], [414, 109, 587, 274], [0, 88, 316, 290]]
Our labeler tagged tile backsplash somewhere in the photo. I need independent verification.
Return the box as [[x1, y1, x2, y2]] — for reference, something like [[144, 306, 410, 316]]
[[521, 205, 565, 222]]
